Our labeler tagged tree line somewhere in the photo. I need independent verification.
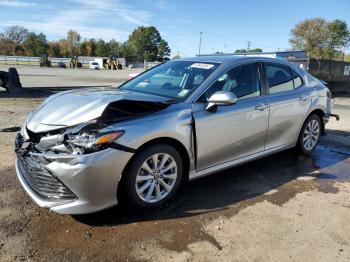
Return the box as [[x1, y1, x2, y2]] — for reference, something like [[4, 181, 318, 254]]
[[0, 25, 171, 62], [289, 18, 350, 60], [0, 18, 349, 62], [204, 19, 349, 61]]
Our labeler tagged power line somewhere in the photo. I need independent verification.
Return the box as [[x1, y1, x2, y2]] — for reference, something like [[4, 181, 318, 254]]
[[201, 31, 287, 50], [169, 31, 200, 37]]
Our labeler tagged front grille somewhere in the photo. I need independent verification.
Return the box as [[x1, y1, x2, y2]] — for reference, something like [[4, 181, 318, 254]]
[[17, 154, 76, 200]]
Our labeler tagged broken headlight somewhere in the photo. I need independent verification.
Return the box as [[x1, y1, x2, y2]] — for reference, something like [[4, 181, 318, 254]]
[[67, 131, 125, 153]]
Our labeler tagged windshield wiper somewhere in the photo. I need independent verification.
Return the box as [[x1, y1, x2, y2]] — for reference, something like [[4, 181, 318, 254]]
[[163, 99, 177, 104]]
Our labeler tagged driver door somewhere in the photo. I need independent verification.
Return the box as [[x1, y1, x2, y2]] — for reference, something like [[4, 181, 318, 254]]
[[192, 63, 269, 171]]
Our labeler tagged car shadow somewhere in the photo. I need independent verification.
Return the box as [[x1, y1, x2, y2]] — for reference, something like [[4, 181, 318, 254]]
[[73, 140, 350, 227], [0, 126, 21, 132], [0, 85, 112, 98]]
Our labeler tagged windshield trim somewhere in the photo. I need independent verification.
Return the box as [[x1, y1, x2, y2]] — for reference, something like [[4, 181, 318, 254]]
[[121, 87, 182, 101]]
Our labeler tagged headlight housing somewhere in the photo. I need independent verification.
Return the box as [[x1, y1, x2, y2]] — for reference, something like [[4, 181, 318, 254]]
[[67, 131, 125, 153]]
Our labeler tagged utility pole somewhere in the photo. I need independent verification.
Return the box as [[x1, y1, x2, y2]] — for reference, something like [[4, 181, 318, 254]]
[[247, 41, 251, 52], [198, 31, 202, 55]]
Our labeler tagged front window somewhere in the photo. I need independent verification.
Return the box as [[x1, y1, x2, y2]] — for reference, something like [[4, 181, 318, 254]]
[[199, 63, 261, 102], [121, 61, 220, 100]]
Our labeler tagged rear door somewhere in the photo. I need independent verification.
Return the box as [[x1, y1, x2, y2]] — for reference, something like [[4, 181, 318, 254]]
[[192, 62, 270, 171], [263, 62, 311, 149]]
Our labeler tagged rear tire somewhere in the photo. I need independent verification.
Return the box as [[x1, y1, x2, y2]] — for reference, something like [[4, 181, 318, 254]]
[[2, 77, 9, 92], [121, 144, 183, 209], [0, 76, 4, 88], [8, 68, 21, 88], [297, 114, 321, 155]]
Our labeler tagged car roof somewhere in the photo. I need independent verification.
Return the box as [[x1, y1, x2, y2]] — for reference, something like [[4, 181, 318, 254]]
[[176, 55, 282, 66]]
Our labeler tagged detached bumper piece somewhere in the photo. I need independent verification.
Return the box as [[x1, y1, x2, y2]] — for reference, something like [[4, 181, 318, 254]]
[[16, 153, 76, 201], [323, 113, 340, 123], [329, 113, 340, 121]]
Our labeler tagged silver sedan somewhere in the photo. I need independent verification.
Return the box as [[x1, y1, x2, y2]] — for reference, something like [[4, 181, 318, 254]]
[[15, 56, 334, 214]]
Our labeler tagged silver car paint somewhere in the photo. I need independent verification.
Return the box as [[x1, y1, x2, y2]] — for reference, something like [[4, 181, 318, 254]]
[[15, 56, 331, 214], [16, 148, 133, 214], [27, 88, 169, 133], [264, 87, 312, 150], [192, 95, 269, 170]]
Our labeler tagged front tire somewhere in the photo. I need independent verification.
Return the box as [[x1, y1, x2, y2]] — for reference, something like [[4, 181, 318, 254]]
[[297, 114, 321, 155], [122, 144, 183, 208]]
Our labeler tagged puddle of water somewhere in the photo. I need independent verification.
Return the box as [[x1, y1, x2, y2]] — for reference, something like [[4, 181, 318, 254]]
[[312, 145, 350, 182]]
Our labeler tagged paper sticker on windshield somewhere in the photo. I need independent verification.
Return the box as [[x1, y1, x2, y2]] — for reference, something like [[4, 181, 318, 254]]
[[178, 89, 189, 97], [190, 63, 214, 70]]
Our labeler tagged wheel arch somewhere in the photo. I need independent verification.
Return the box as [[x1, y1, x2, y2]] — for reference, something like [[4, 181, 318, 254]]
[[294, 107, 326, 148], [117, 137, 191, 201], [133, 137, 190, 178], [308, 108, 326, 134]]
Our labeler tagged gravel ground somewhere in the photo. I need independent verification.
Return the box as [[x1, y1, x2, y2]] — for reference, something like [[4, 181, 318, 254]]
[[0, 66, 350, 261]]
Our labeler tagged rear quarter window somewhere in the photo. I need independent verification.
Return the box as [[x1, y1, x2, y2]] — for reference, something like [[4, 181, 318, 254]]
[[291, 69, 303, 88], [265, 63, 294, 94]]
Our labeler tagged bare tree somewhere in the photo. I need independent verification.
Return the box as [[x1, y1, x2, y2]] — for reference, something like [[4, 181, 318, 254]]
[[3, 25, 28, 54], [67, 29, 81, 57], [5, 25, 28, 45]]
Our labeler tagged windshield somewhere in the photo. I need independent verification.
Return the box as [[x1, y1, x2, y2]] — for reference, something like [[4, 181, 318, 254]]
[[120, 60, 220, 100]]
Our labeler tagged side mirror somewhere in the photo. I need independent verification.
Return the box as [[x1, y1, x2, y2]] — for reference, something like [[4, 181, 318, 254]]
[[206, 91, 237, 111]]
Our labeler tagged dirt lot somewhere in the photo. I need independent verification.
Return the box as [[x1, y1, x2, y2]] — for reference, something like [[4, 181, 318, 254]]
[[0, 66, 350, 261]]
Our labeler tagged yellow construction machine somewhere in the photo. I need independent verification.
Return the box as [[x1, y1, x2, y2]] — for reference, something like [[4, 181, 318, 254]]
[[69, 56, 82, 68]]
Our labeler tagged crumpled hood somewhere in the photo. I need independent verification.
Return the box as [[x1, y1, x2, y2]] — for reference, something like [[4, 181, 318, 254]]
[[26, 88, 169, 133]]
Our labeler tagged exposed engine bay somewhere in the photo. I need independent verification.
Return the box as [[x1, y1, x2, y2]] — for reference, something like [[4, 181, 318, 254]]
[[16, 99, 170, 157]]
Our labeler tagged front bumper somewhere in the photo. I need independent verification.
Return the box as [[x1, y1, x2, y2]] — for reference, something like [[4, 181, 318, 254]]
[[15, 147, 133, 214]]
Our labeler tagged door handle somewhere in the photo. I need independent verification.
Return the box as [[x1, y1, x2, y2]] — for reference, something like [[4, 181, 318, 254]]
[[255, 103, 269, 111], [299, 96, 309, 101]]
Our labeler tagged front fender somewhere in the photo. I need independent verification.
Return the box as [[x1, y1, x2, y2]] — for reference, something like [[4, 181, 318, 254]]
[[101, 106, 195, 172]]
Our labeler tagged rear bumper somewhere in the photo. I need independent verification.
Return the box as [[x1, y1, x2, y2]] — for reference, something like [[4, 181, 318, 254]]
[[15, 148, 133, 214]]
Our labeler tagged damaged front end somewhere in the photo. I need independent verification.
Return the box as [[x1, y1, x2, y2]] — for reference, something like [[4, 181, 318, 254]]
[[19, 99, 169, 155], [14, 95, 171, 213], [15, 131, 77, 201]]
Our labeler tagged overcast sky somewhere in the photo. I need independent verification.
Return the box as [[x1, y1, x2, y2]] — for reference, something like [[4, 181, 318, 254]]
[[0, 0, 349, 57]]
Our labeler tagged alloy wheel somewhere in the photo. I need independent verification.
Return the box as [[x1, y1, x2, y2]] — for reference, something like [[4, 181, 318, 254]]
[[303, 119, 320, 151], [135, 153, 177, 203]]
